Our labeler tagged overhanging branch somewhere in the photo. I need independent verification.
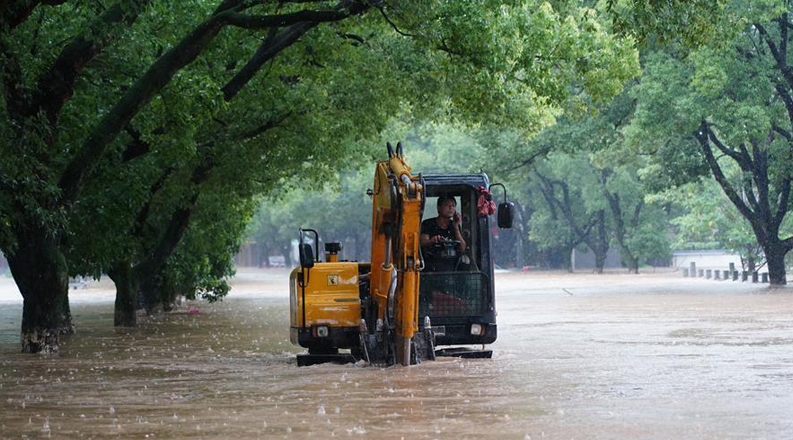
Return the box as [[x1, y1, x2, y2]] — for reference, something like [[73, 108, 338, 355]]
[[26, 0, 151, 124], [694, 121, 758, 228], [224, 0, 366, 29], [0, 0, 68, 34]]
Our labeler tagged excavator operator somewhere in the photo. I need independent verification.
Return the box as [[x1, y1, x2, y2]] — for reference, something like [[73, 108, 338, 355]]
[[420, 195, 467, 272]]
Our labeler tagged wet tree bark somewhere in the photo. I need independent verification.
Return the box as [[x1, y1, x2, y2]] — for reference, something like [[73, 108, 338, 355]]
[[6, 231, 70, 353], [60, 292, 75, 335], [108, 261, 137, 327], [764, 241, 789, 285]]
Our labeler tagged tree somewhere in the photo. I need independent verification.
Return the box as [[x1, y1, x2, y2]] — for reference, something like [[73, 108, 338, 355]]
[[626, 2, 793, 284], [1, 0, 640, 352], [0, 0, 379, 352], [533, 154, 611, 273]]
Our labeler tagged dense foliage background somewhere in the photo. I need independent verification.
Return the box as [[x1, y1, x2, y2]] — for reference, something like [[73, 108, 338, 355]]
[[2, 0, 792, 353]]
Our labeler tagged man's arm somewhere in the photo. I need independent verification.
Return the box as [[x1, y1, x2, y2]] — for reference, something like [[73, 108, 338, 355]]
[[452, 214, 466, 252], [420, 232, 434, 247]]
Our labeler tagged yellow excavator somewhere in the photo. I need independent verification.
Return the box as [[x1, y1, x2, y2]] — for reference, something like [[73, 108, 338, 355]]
[[289, 142, 514, 366]]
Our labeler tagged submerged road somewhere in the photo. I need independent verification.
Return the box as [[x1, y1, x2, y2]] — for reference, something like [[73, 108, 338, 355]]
[[1, 270, 792, 439]]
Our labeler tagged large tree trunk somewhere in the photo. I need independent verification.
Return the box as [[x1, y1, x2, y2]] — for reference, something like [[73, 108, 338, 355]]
[[764, 242, 789, 285], [6, 232, 71, 353], [138, 270, 163, 315], [592, 210, 609, 274], [563, 245, 574, 273], [623, 249, 639, 274], [594, 249, 606, 274], [108, 261, 137, 327], [60, 292, 74, 335]]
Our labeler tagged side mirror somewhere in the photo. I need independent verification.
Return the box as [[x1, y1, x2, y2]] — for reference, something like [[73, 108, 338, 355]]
[[489, 183, 515, 229], [497, 202, 515, 229], [299, 243, 315, 269], [298, 228, 318, 269]]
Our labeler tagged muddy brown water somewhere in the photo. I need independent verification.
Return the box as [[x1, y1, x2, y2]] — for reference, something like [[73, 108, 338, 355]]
[[1, 269, 793, 439]]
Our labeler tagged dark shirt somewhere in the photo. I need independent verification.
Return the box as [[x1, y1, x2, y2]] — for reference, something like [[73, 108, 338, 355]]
[[421, 218, 455, 241], [421, 218, 457, 271]]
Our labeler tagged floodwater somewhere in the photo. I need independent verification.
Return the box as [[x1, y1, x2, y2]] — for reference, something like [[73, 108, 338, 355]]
[[1, 269, 793, 439]]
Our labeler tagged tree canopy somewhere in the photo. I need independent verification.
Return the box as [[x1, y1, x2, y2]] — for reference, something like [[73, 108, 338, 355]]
[[0, 0, 641, 352]]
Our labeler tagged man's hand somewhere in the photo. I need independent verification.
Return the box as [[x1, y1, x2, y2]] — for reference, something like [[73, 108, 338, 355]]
[[452, 212, 462, 227], [432, 235, 442, 244]]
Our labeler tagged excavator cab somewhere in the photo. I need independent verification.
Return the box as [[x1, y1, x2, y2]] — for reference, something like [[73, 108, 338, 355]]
[[419, 175, 503, 351], [289, 143, 513, 366]]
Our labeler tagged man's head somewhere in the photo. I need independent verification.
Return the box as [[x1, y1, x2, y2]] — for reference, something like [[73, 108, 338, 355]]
[[436, 195, 457, 218]]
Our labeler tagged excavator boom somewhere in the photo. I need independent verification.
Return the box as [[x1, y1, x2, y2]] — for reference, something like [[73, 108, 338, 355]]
[[368, 142, 424, 365]]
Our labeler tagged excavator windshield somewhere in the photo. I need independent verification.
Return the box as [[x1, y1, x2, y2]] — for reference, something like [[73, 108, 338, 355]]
[[419, 182, 490, 319]]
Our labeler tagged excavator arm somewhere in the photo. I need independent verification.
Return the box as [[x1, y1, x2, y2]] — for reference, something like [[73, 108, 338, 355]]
[[368, 142, 427, 365]]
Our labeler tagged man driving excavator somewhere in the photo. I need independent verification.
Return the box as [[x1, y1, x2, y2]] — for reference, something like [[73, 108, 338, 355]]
[[420, 195, 467, 272]]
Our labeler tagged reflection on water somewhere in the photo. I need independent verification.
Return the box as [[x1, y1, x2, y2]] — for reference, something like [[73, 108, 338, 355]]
[[1, 272, 793, 439]]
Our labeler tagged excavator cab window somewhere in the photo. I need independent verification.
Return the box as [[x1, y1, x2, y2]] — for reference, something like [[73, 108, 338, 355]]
[[420, 185, 487, 318], [422, 189, 480, 272]]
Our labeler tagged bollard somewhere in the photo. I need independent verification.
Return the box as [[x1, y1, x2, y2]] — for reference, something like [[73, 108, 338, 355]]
[[729, 262, 735, 272], [732, 271, 739, 281], [742, 271, 748, 282], [723, 270, 730, 280], [698, 269, 704, 278], [714, 270, 721, 280], [752, 272, 759, 283], [682, 268, 689, 277], [690, 262, 697, 278], [706, 269, 712, 279], [762, 272, 769, 283]]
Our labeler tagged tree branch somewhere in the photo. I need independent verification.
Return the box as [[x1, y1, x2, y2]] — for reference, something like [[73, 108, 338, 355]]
[[749, 138, 771, 225], [742, 171, 761, 214], [756, 21, 793, 90], [376, 5, 416, 38], [235, 111, 291, 141], [222, 22, 315, 100], [499, 147, 550, 174], [772, 80, 793, 127], [120, 125, 166, 163], [694, 121, 759, 231], [0, 36, 26, 116], [704, 121, 751, 170], [779, 13, 788, 68], [782, 234, 793, 251], [131, 167, 174, 239], [0, 0, 68, 34], [58, 5, 234, 207], [221, 0, 368, 100], [26, 0, 151, 125], [224, 0, 365, 29], [534, 169, 592, 248], [774, 176, 791, 230], [772, 122, 793, 141], [58, 0, 369, 208]]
